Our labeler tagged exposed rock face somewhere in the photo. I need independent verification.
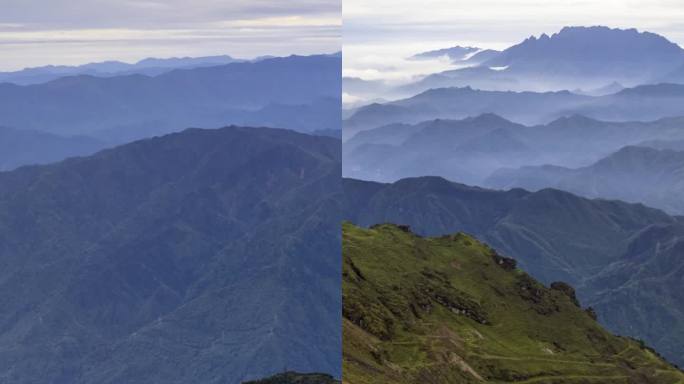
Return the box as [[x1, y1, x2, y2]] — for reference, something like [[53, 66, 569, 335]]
[[492, 252, 518, 271], [585, 307, 599, 321], [550, 281, 581, 307], [343, 223, 684, 383]]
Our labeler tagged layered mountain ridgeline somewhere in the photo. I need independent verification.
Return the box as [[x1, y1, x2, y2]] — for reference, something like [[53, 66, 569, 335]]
[[410, 46, 487, 63], [344, 114, 684, 185], [343, 223, 684, 383], [343, 77, 387, 97], [0, 54, 341, 141], [343, 87, 588, 138], [487, 145, 684, 215], [0, 55, 243, 85], [575, 81, 625, 97], [343, 176, 684, 367], [402, 26, 684, 94], [638, 138, 684, 151], [0, 126, 341, 383], [342, 48, 501, 107], [243, 372, 339, 384], [0, 126, 106, 171], [411, 45, 478, 60], [663, 64, 684, 84], [342, 77, 391, 108], [344, 114, 531, 184], [343, 83, 684, 137]]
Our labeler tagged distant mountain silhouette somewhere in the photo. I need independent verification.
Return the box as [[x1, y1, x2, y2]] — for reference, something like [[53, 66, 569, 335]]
[[410, 46, 503, 67], [575, 81, 625, 96], [343, 77, 386, 94], [0, 54, 341, 141], [487, 145, 684, 215], [638, 138, 684, 151], [0, 55, 244, 85], [344, 83, 684, 138], [343, 86, 588, 138], [485, 27, 683, 78], [0, 126, 106, 171], [661, 63, 684, 84], [613, 82, 684, 97], [567, 83, 684, 121], [0, 126, 341, 383], [343, 176, 684, 367], [463, 49, 502, 64], [345, 114, 535, 185], [342, 77, 391, 109], [410, 46, 480, 61], [344, 114, 684, 184], [402, 27, 684, 93]]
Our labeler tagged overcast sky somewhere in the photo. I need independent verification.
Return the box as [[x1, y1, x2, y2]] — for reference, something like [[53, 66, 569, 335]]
[[345, 0, 684, 48], [344, 0, 684, 83], [0, 0, 341, 71]]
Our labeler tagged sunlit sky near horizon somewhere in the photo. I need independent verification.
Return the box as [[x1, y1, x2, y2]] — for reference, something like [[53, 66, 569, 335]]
[[0, 0, 341, 71], [344, 0, 684, 83]]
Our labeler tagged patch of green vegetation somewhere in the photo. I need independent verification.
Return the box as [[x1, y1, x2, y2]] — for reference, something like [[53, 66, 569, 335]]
[[342, 222, 684, 383], [243, 371, 339, 384]]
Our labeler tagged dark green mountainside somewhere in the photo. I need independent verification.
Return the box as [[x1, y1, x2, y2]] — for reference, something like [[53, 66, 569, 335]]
[[343, 176, 684, 368], [343, 223, 684, 383], [0, 126, 341, 383]]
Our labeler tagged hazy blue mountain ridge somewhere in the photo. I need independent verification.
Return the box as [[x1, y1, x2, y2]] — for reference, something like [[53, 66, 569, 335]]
[[0, 126, 106, 171], [0, 55, 243, 85], [0, 54, 342, 140], [0, 126, 342, 383], [344, 113, 684, 185], [486, 145, 684, 215], [345, 83, 684, 139], [399, 26, 684, 94]]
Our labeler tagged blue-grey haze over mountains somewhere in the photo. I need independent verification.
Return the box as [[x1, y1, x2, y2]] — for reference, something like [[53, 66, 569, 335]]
[[5, 0, 684, 382], [0, 1, 343, 383], [0, 53, 342, 171]]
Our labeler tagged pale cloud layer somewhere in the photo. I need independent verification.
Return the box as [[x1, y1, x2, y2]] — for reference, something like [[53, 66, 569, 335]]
[[345, 0, 684, 47], [0, 0, 341, 70], [344, 0, 684, 84]]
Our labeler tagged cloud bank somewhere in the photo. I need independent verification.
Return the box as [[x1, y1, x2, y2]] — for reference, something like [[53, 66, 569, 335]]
[[343, 0, 684, 91]]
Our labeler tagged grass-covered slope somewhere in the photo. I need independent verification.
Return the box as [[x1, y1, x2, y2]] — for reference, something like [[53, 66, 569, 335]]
[[343, 176, 684, 367], [342, 222, 684, 383], [244, 371, 340, 384]]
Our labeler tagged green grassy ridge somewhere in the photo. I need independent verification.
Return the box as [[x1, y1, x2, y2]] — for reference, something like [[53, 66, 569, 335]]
[[342, 222, 684, 383], [243, 371, 340, 384], [342, 176, 684, 368]]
